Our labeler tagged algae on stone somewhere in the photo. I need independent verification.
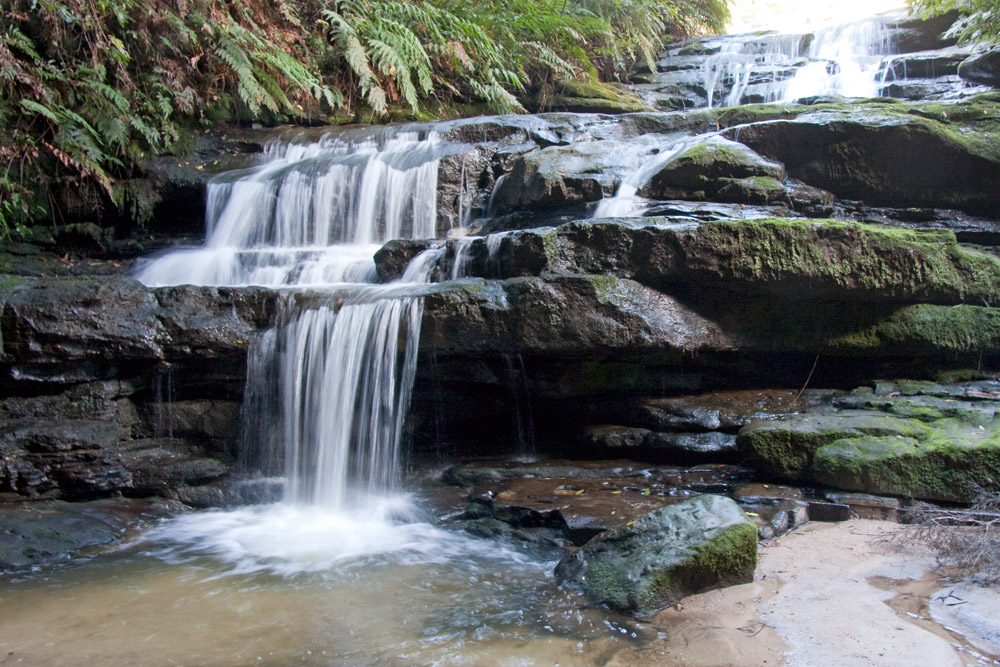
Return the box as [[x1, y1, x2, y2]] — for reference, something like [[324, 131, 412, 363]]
[[554, 494, 757, 616]]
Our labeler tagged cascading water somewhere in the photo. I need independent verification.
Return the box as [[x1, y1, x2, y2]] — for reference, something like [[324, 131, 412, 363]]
[[700, 15, 898, 108], [135, 129, 449, 287], [593, 133, 721, 218], [134, 127, 486, 567], [780, 17, 897, 100]]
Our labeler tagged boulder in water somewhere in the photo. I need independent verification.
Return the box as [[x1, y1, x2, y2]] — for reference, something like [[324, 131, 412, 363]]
[[554, 494, 757, 616]]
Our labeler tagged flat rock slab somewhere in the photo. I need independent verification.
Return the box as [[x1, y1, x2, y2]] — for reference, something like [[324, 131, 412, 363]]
[[555, 494, 757, 617], [0, 498, 179, 569]]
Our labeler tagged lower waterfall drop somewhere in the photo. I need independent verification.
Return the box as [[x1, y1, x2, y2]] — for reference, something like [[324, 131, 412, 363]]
[[136, 128, 499, 572]]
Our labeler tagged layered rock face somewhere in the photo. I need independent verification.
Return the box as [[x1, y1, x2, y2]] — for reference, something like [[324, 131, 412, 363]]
[[0, 278, 276, 505]]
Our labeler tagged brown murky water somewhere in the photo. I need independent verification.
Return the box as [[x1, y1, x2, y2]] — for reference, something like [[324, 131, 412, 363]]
[[0, 501, 659, 666]]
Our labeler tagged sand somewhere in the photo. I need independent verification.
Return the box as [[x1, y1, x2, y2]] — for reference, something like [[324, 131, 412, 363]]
[[605, 519, 1000, 666]]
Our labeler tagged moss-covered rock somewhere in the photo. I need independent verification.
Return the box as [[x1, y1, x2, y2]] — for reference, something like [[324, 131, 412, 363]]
[[469, 218, 1000, 306], [739, 392, 1000, 502], [738, 411, 930, 480], [729, 103, 1000, 215], [535, 79, 651, 114], [643, 136, 787, 204], [554, 494, 757, 616], [812, 428, 1000, 503]]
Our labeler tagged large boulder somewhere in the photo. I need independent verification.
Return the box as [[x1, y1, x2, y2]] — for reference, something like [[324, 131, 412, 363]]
[[729, 104, 1000, 215], [404, 219, 1000, 306], [491, 137, 676, 212], [643, 136, 790, 205], [1, 277, 276, 381], [0, 498, 178, 569], [0, 277, 273, 502], [554, 494, 757, 616]]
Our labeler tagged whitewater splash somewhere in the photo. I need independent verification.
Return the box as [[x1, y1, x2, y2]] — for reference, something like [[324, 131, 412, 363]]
[[593, 133, 720, 218]]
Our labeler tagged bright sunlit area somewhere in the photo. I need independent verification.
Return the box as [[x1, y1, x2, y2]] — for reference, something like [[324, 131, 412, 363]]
[[727, 0, 910, 33]]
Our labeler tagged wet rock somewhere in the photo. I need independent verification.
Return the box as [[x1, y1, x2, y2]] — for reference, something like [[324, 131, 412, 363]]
[[880, 48, 971, 81], [445, 219, 1000, 306], [753, 500, 810, 540], [0, 497, 178, 569], [154, 285, 276, 360], [491, 140, 648, 212], [442, 461, 673, 488], [844, 205, 1000, 246], [878, 76, 983, 101], [805, 501, 855, 522], [823, 491, 901, 520], [891, 11, 961, 53], [120, 438, 230, 497], [1, 276, 166, 374], [730, 105, 1000, 215], [555, 494, 757, 616], [581, 426, 738, 460], [447, 496, 576, 549], [643, 136, 787, 204], [959, 48, 1000, 88], [420, 275, 737, 356], [0, 420, 132, 500], [419, 275, 1000, 368], [633, 390, 831, 431]]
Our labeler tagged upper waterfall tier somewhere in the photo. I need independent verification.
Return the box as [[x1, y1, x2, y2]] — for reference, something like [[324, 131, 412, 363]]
[[135, 128, 470, 288], [636, 10, 988, 110]]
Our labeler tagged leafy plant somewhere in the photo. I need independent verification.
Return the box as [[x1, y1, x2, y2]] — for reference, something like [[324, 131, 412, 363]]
[[908, 0, 1000, 45]]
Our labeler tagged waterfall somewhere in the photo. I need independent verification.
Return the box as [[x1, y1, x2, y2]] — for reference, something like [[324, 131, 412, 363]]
[[135, 129, 446, 288], [700, 15, 897, 108], [780, 17, 897, 101], [136, 127, 462, 515], [703, 33, 807, 108]]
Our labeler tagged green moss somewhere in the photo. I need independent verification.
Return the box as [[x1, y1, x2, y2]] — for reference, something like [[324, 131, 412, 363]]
[[587, 274, 619, 296], [641, 520, 757, 612], [813, 430, 1000, 503], [715, 103, 809, 127], [715, 176, 786, 204], [0, 276, 27, 290], [689, 219, 1000, 306], [583, 561, 634, 610], [828, 304, 1000, 354], [541, 79, 651, 114], [738, 412, 932, 480]]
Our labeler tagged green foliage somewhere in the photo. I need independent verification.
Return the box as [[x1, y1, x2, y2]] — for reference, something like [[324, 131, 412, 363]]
[[0, 0, 342, 234], [0, 0, 732, 235], [908, 0, 1000, 45]]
